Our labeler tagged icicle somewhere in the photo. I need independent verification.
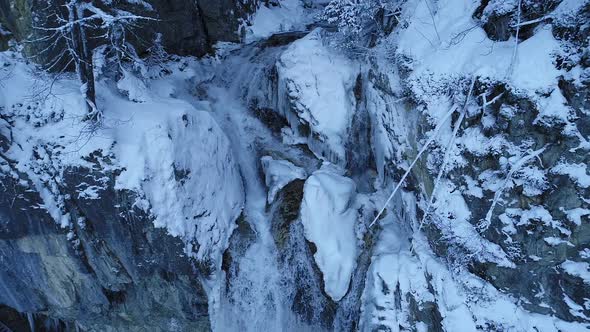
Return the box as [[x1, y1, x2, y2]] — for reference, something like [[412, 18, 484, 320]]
[[26, 313, 34, 332]]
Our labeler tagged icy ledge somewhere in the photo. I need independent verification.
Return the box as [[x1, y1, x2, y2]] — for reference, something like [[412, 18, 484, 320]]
[[261, 156, 307, 204]]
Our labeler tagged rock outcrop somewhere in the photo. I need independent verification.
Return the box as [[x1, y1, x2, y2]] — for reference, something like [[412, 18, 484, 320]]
[[0, 162, 210, 331]]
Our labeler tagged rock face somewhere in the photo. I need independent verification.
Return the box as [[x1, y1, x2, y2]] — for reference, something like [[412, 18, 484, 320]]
[[1, 0, 589, 331], [0, 163, 210, 331], [0, 0, 259, 58]]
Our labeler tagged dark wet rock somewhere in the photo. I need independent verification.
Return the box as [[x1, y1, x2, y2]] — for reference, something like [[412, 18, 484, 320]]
[[346, 73, 377, 192], [482, 12, 513, 42], [283, 222, 338, 329], [0, 304, 79, 332], [0, 0, 260, 61], [269, 179, 305, 249], [259, 31, 310, 48], [251, 106, 289, 135]]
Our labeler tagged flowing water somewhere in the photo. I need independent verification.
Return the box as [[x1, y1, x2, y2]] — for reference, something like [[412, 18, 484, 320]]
[[203, 42, 323, 331], [192, 36, 376, 331]]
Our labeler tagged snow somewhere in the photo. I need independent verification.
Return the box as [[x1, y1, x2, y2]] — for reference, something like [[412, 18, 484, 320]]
[[114, 104, 243, 260], [0, 53, 96, 229], [106, 71, 245, 263], [563, 293, 590, 320], [300, 164, 358, 301], [510, 28, 562, 93], [409, 210, 587, 332], [553, 0, 589, 25], [3, 0, 590, 329], [116, 68, 150, 103], [277, 28, 358, 164], [429, 180, 514, 267], [396, 0, 563, 97], [535, 88, 573, 126], [544, 237, 574, 247], [1, 52, 244, 264], [358, 189, 590, 332], [245, 0, 309, 42], [515, 166, 549, 197], [516, 206, 569, 235], [463, 175, 483, 198], [260, 156, 306, 204], [561, 260, 590, 284], [551, 162, 590, 188], [482, 0, 517, 18], [360, 213, 436, 331], [564, 208, 590, 226], [0, 23, 10, 36], [457, 127, 506, 156]]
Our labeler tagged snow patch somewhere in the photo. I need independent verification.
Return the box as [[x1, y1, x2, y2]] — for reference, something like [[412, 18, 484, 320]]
[[564, 208, 590, 226], [561, 260, 590, 284], [245, 0, 309, 42], [116, 69, 150, 103], [551, 162, 590, 188]]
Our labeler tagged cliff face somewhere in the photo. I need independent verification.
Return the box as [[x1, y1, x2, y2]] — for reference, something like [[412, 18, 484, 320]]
[[0, 41, 245, 330]]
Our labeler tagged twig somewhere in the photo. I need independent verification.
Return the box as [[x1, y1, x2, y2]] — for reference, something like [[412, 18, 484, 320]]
[[506, 0, 522, 78], [423, 0, 441, 44], [479, 146, 547, 231]]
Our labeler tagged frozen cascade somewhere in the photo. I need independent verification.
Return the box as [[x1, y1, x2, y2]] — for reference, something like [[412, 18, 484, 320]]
[[197, 31, 391, 332], [195, 31, 379, 330], [204, 42, 329, 331]]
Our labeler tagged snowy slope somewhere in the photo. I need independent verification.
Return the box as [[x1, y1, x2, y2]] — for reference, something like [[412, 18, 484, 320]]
[[0, 52, 244, 265]]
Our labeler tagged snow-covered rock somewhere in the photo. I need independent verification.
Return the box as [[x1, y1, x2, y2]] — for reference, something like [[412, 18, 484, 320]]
[[1, 52, 244, 265], [299, 165, 358, 301], [245, 0, 310, 42], [0, 52, 245, 330], [561, 260, 590, 284], [122, 107, 244, 262], [277, 28, 358, 164]]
